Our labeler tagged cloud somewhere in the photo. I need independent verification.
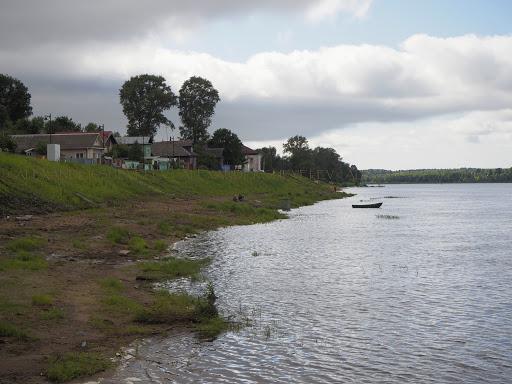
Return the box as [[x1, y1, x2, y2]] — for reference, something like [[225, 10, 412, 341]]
[[0, 0, 372, 49]]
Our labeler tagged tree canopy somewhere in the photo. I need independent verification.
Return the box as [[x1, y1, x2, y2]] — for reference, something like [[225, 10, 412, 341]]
[[178, 76, 220, 144], [50, 116, 81, 133], [208, 128, 244, 167], [119, 74, 177, 138], [0, 74, 32, 125]]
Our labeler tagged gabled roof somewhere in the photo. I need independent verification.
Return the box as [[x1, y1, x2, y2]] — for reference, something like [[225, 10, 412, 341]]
[[11, 133, 103, 153], [151, 141, 197, 157], [116, 136, 152, 145], [242, 145, 259, 155]]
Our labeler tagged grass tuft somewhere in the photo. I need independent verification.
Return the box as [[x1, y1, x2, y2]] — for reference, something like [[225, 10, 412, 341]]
[[40, 308, 65, 321], [128, 236, 147, 255], [32, 294, 54, 306], [6, 236, 44, 253], [138, 257, 208, 280], [0, 321, 31, 340], [46, 352, 110, 383], [106, 227, 130, 244]]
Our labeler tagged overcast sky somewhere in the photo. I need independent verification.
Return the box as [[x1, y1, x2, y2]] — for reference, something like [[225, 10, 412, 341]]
[[1, 0, 511, 169]]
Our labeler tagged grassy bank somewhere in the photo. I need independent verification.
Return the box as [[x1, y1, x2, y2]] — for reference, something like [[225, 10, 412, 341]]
[[0, 153, 349, 383], [0, 153, 338, 215]]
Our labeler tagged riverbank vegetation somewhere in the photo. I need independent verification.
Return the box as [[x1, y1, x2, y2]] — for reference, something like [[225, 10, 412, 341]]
[[0, 153, 349, 383], [363, 168, 512, 184]]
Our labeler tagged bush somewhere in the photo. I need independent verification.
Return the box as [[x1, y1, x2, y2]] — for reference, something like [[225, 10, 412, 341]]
[[128, 236, 147, 254]]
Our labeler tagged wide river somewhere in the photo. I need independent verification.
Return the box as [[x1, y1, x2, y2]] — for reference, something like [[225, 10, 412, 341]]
[[105, 184, 512, 384]]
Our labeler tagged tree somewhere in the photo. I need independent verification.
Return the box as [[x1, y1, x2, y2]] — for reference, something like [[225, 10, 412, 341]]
[[127, 142, 143, 161], [84, 122, 100, 132], [178, 76, 220, 145], [13, 116, 45, 134], [0, 135, 17, 152], [119, 74, 177, 138], [283, 135, 312, 170], [208, 128, 244, 167], [0, 74, 32, 123], [50, 116, 81, 133]]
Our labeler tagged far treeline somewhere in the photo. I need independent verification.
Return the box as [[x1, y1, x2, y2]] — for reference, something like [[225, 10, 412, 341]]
[[363, 168, 512, 184], [259, 135, 362, 185]]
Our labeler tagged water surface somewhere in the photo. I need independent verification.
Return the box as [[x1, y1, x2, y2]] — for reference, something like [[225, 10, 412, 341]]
[[106, 184, 512, 383]]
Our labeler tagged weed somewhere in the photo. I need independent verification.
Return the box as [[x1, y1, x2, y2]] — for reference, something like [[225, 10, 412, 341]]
[[135, 291, 198, 324], [6, 236, 44, 253], [138, 257, 208, 280], [46, 352, 110, 383], [32, 294, 54, 306], [0, 321, 31, 340], [106, 227, 130, 244], [154, 239, 168, 252], [0, 251, 48, 271], [195, 316, 230, 339], [376, 214, 400, 220], [128, 236, 147, 255], [99, 278, 123, 291], [41, 308, 65, 321]]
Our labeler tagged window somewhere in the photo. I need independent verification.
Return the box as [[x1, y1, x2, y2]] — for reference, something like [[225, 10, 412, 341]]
[[76, 153, 84, 159]]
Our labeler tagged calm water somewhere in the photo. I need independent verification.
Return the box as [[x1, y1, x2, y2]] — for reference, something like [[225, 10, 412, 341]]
[[105, 184, 512, 384]]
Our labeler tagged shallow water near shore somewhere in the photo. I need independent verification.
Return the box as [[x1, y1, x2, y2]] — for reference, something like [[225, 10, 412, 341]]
[[103, 184, 512, 383]]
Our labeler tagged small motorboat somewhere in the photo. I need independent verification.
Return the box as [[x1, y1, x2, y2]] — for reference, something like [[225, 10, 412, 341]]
[[352, 202, 383, 209]]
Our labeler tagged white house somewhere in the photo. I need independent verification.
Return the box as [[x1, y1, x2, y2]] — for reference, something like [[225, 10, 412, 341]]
[[242, 145, 262, 172]]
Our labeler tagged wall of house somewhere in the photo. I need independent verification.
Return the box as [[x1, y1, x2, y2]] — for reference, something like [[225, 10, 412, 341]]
[[243, 154, 262, 172]]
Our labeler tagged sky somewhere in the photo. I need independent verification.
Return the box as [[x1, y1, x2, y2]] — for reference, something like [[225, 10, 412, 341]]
[[1, 0, 511, 169]]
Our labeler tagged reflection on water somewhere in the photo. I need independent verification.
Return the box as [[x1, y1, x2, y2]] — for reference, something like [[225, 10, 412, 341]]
[[104, 184, 512, 384]]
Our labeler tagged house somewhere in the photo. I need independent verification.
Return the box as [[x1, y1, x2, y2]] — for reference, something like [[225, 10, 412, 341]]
[[242, 145, 262, 172], [151, 140, 198, 170], [99, 131, 118, 152], [11, 133, 106, 163], [116, 136, 152, 158]]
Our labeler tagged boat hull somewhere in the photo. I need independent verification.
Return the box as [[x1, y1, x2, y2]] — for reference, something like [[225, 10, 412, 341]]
[[352, 202, 383, 208]]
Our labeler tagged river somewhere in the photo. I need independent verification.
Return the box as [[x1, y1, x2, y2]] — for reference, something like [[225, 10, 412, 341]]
[[104, 184, 512, 383]]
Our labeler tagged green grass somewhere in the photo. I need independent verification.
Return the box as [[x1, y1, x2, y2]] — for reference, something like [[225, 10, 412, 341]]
[[195, 316, 230, 339], [32, 294, 54, 306], [128, 236, 148, 255], [0, 321, 31, 340], [40, 307, 65, 321], [6, 236, 44, 253], [46, 352, 111, 383], [153, 239, 168, 252], [138, 257, 208, 280], [99, 277, 124, 291], [106, 227, 130, 244], [0, 152, 339, 215], [135, 291, 198, 324], [0, 251, 48, 271]]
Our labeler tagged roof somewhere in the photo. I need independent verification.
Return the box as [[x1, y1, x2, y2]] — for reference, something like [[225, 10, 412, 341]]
[[11, 133, 103, 153], [116, 136, 152, 145], [242, 145, 259, 155], [151, 141, 197, 157]]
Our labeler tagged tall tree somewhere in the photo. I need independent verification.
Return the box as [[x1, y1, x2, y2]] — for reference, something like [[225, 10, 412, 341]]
[[84, 122, 100, 132], [178, 76, 220, 145], [0, 74, 32, 123], [208, 128, 244, 167], [119, 74, 177, 138], [50, 116, 81, 133], [283, 135, 312, 170]]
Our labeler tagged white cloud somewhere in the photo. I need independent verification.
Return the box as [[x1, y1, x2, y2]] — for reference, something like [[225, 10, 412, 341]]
[[305, 0, 373, 21]]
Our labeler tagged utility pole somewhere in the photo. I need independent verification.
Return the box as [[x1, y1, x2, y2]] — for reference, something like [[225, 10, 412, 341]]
[[98, 123, 105, 164], [44, 114, 52, 144]]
